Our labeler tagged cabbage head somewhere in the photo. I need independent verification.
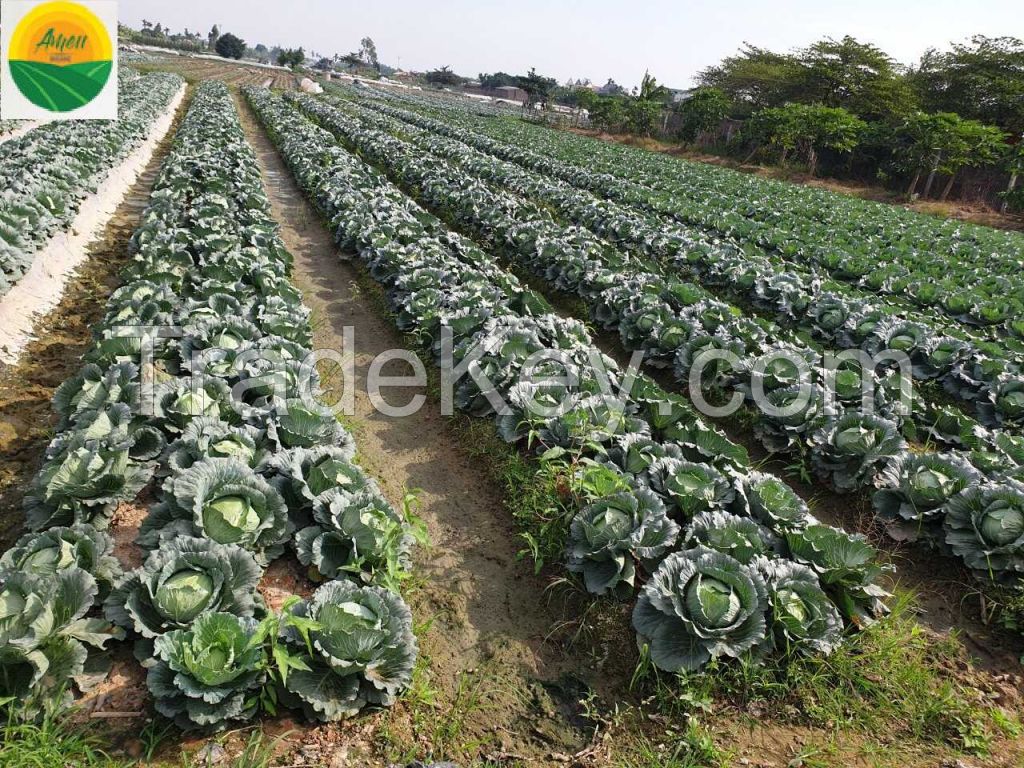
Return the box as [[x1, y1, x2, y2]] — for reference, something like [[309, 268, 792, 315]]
[[164, 417, 268, 474], [566, 488, 679, 597], [632, 547, 768, 672], [785, 525, 890, 627], [873, 453, 981, 540], [269, 446, 367, 518], [295, 487, 414, 586], [139, 458, 292, 563], [282, 581, 418, 721], [0, 568, 123, 709], [0, 524, 121, 599], [648, 458, 734, 518], [104, 536, 262, 640], [147, 612, 264, 730], [756, 558, 843, 656], [684, 511, 780, 564], [943, 480, 1024, 577], [732, 472, 813, 533], [268, 399, 355, 450], [24, 433, 155, 531], [808, 412, 905, 492]]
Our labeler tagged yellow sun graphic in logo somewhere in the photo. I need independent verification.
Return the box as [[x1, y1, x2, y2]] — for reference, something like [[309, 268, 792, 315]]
[[8, 1, 113, 112]]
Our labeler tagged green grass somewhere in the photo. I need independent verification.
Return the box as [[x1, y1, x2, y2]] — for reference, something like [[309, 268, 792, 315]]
[[626, 591, 1017, 758], [616, 723, 724, 768], [0, 708, 130, 768], [0, 705, 289, 768], [9, 60, 111, 111]]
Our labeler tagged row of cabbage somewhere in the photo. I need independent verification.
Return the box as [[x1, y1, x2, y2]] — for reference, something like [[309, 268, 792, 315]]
[[337, 100, 1024, 430], [0, 81, 418, 730], [341, 87, 1024, 429], [248, 84, 894, 674], [300, 91, 1024, 590], [363, 85, 1024, 335], [0, 73, 184, 299], [323, 93, 1022, 435], [495, 115, 1024, 330], [0, 104, 23, 137]]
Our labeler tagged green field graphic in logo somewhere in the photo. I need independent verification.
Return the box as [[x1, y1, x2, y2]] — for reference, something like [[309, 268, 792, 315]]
[[9, 59, 113, 111]]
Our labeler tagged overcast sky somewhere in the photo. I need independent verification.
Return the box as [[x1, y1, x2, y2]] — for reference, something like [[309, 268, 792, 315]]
[[122, 0, 1024, 89]]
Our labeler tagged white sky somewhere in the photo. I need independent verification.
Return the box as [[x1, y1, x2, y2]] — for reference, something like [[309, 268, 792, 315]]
[[121, 0, 1024, 89]]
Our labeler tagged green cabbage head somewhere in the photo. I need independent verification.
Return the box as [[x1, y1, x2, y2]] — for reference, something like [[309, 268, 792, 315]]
[[632, 547, 768, 672], [104, 536, 262, 640], [282, 581, 417, 722], [943, 480, 1024, 577], [147, 612, 265, 730], [138, 458, 292, 563], [566, 488, 679, 597]]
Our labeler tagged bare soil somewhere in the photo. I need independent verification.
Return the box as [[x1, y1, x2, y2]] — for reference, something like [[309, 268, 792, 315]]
[[136, 56, 295, 90]]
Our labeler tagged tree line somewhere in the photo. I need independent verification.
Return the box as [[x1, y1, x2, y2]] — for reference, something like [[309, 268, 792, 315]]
[[574, 36, 1023, 209]]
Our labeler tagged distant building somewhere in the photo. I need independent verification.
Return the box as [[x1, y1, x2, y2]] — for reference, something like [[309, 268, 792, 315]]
[[458, 84, 529, 103], [493, 85, 528, 103], [669, 88, 695, 103]]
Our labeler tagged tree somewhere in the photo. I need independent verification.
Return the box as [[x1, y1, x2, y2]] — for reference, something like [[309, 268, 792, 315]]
[[215, 32, 246, 60], [745, 103, 867, 175], [892, 112, 1007, 198], [479, 72, 518, 88], [676, 87, 731, 143], [277, 48, 305, 68], [425, 66, 464, 87], [698, 43, 804, 114], [599, 78, 626, 96], [517, 67, 557, 106], [626, 99, 662, 136], [359, 36, 380, 71], [590, 96, 627, 133], [1001, 140, 1024, 212], [700, 37, 916, 121], [797, 36, 917, 120], [911, 36, 1024, 134], [636, 70, 671, 103], [207, 24, 220, 51], [569, 87, 599, 126], [625, 71, 671, 136], [339, 51, 363, 69]]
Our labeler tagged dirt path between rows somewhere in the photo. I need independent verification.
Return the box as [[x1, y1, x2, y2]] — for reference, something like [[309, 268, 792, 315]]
[[233, 91, 603, 766]]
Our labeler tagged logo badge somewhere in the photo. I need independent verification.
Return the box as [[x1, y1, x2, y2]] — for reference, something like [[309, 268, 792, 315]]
[[1, 1, 118, 120]]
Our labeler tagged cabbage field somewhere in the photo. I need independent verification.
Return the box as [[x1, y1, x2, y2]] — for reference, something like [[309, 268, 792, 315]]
[[1, 65, 1024, 768]]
